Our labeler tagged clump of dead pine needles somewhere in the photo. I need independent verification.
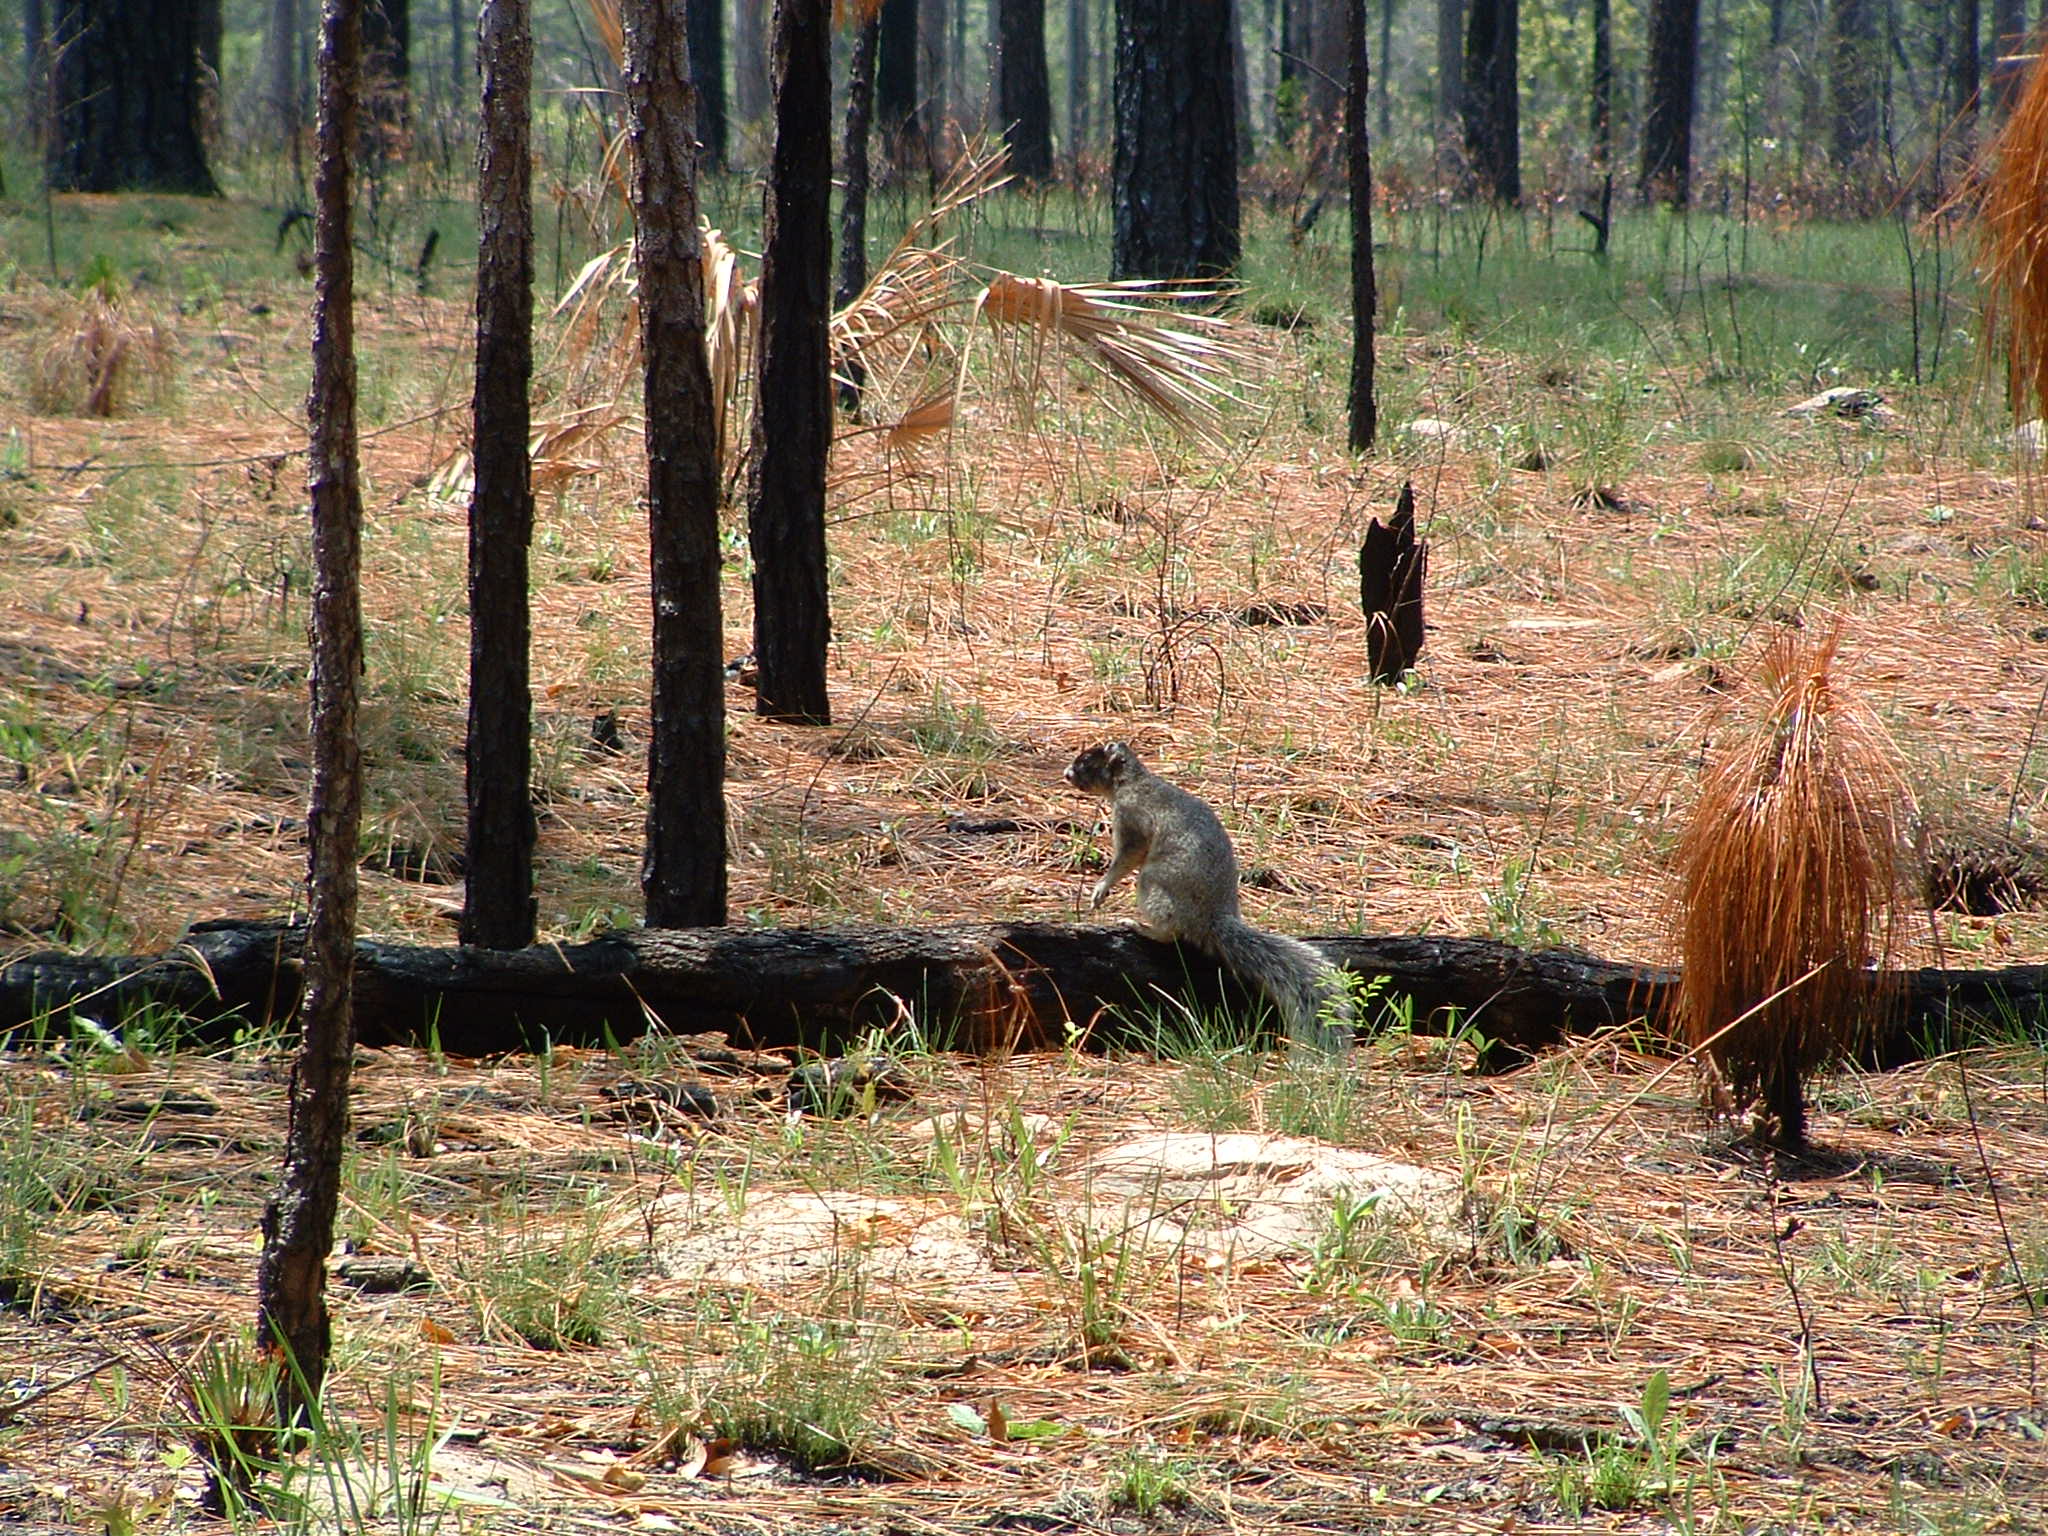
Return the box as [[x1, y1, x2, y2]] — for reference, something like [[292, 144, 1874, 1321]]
[[1979, 46, 2048, 418], [31, 288, 175, 417], [1671, 625, 1908, 1152]]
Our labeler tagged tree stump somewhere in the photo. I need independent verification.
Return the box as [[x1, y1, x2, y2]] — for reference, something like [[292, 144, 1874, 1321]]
[[1359, 480, 1428, 683]]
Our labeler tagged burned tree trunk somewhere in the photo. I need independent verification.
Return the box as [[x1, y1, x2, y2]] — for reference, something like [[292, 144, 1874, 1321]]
[[837, 8, 880, 410], [1346, 0, 1375, 454], [47, 0, 218, 193], [748, 0, 835, 725], [461, 0, 538, 952], [255, 0, 365, 1424], [625, 0, 729, 927], [1360, 480, 1426, 682]]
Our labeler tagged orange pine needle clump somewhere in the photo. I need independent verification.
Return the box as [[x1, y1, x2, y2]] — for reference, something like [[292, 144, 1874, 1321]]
[[1979, 45, 2048, 418], [1671, 626, 1908, 1151]]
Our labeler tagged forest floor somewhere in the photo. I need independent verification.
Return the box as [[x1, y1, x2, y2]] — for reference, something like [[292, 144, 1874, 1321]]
[[1, 187, 2046, 1531]]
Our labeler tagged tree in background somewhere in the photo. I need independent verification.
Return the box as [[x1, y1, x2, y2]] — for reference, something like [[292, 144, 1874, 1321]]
[[687, 0, 728, 169], [1112, 0, 1240, 279], [1066, 0, 1089, 171], [47, 0, 218, 193], [1830, 0, 1878, 169], [838, 4, 880, 406], [255, 0, 365, 1421], [748, 0, 834, 725], [1640, 0, 1698, 205], [364, 0, 411, 129], [1347, 0, 1375, 453], [995, 0, 1053, 180], [1460, 0, 1517, 202], [462, 0, 538, 952], [876, 0, 921, 175], [266, 0, 309, 151], [625, 0, 730, 925], [1434, 0, 1463, 174], [735, 0, 771, 130]]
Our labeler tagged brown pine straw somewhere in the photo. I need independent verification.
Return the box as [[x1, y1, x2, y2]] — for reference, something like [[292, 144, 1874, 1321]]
[[1979, 42, 2048, 415], [1671, 624, 1909, 1149]]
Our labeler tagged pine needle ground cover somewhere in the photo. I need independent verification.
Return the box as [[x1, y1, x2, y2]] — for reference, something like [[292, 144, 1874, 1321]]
[[1, 189, 2045, 1529]]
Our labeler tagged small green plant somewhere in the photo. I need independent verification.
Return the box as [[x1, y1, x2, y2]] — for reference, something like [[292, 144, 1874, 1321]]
[[649, 1314, 889, 1471], [1548, 1436, 1650, 1515], [1305, 1191, 1396, 1293], [1482, 857, 1565, 949], [464, 1208, 629, 1350], [1102, 1442, 1195, 1515]]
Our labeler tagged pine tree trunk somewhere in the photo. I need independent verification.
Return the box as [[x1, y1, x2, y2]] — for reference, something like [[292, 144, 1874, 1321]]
[[255, 0, 364, 1423], [1308, 0, 1345, 130], [625, 0, 730, 926], [47, 0, 219, 193], [1953, 0, 1980, 139], [995, 0, 1053, 179], [748, 0, 834, 725], [24, 0, 47, 144], [1347, 0, 1375, 454], [1830, 0, 1878, 169], [877, 0, 921, 173], [1434, 0, 1462, 172], [268, 0, 306, 147], [1641, 0, 1699, 205], [839, 11, 880, 366], [462, 0, 537, 953], [1459, 0, 1517, 202], [1066, 0, 1089, 165], [687, 0, 728, 169], [735, 0, 771, 128], [447, 0, 464, 107], [364, 0, 411, 130], [198, 0, 224, 77], [1376, 0, 1392, 142], [1111, 0, 1241, 280]]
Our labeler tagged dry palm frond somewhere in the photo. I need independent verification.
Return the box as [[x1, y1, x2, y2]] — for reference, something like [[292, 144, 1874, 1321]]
[[1979, 47, 2048, 417], [967, 273, 1261, 444], [31, 291, 175, 418], [830, 138, 1011, 403], [1670, 624, 1908, 1151], [703, 225, 753, 464]]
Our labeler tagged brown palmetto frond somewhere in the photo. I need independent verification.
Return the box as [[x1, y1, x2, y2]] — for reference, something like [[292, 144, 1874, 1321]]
[[1670, 624, 1909, 1152], [967, 273, 1262, 444]]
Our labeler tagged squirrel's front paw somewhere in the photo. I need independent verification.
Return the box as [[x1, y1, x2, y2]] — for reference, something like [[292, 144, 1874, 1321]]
[[1088, 882, 1110, 910]]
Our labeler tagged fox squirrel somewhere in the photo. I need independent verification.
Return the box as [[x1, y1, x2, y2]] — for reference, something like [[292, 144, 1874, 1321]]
[[1064, 742, 1352, 1052]]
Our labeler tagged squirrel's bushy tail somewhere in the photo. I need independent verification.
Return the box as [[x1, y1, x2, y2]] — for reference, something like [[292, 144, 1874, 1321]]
[[1207, 918, 1354, 1052]]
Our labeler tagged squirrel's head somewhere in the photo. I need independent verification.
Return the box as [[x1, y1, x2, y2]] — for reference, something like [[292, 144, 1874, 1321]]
[[1063, 741, 1143, 795]]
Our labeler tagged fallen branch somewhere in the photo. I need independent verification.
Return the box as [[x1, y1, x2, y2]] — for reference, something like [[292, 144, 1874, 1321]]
[[0, 919, 2040, 1062]]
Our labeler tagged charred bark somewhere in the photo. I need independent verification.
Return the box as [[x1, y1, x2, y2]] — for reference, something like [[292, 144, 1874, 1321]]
[[47, 0, 218, 194], [748, 0, 834, 725], [10, 919, 2042, 1070], [687, 0, 728, 169], [625, 0, 730, 927], [254, 0, 365, 1423], [462, 0, 538, 952], [1346, 0, 1375, 454], [995, 0, 1053, 180], [1360, 481, 1426, 682], [1640, 0, 1698, 206], [838, 8, 880, 410], [1459, 0, 1516, 202], [1111, 0, 1241, 280]]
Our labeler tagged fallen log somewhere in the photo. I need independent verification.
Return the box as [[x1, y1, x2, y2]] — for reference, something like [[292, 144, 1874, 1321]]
[[0, 918, 2041, 1062]]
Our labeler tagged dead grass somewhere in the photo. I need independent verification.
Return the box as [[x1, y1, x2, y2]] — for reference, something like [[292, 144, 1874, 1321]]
[[2, 1033, 2043, 1531]]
